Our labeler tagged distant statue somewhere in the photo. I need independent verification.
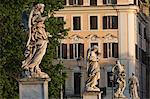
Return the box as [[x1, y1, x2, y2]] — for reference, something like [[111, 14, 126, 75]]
[[22, 4, 51, 78], [85, 46, 101, 91], [112, 60, 126, 98], [129, 73, 140, 99]]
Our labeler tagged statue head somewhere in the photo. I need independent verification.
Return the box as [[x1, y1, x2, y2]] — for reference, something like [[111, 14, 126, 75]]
[[132, 72, 135, 76], [35, 4, 45, 13], [92, 45, 98, 52]]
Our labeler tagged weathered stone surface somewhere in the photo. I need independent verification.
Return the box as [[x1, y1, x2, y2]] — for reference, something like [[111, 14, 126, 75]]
[[83, 91, 102, 99], [19, 78, 50, 99]]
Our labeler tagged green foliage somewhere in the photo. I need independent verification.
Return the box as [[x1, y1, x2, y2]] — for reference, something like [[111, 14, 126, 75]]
[[0, 0, 67, 98]]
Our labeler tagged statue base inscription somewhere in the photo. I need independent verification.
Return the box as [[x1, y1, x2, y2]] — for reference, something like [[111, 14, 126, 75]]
[[83, 91, 102, 99], [19, 78, 50, 99]]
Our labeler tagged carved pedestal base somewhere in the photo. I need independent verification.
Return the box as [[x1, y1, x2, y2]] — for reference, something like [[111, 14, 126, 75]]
[[114, 97, 128, 99], [19, 78, 50, 99], [83, 91, 103, 99]]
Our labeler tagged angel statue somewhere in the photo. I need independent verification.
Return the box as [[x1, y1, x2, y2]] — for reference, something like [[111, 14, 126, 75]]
[[85, 45, 101, 91], [22, 3, 51, 78], [129, 73, 140, 99], [112, 60, 126, 98]]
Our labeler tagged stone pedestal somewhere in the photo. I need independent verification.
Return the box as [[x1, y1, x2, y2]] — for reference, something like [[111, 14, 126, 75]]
[[83, 91, 102, 99], [19, 78, 50, 99]]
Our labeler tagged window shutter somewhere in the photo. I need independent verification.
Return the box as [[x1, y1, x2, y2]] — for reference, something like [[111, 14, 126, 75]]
[[112, 43, 118, 58], [62, 44, 67, 59], [90, 16, 98, 29], [90, 0, 97, 6], [112, 0, 117, 4], [78, 43, 84, 58], [73, 17, 81, 30], [69, 44, 74, 59], [78, 0, 83, 5], [103, 0, 106, 4], [63, 0, 66, 5], [103, 16, 107, 29], [103, 43, 108, 58], [69, 0, 73, 5], [112, 16, 118, 29], [57, 45, 60, 58]]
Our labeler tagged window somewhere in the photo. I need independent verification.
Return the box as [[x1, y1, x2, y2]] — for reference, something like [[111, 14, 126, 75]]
[[107, 72, 115, 87], [69, 0, 83, 5], [90, 16, 98, 30], [135, 44, 138, 59], [62, 44, 67, 59], [103, 43, 118, 58], [90, 43, 98, 48], [144, 28, 146, 39], [57, 43, 67, 59], [69, 43, 84, 59], [63, 0, 66, 5], [69, 44, 74, 59], [73, 16, 81, 30], [90, 0, 97, 6], [57, 17, 64, 29], [103, 0, 117, 4], [138, 22, 142, 35], [103, 16, 118, 29], [74, 73, 81, 95]]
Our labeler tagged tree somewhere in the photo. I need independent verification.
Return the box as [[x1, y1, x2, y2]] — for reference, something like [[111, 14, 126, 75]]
[[0, 0, 67, 98]]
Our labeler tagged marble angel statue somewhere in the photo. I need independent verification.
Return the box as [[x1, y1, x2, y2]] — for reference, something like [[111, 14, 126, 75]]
[[129, 73, 140, 99], [22, 3, 51, 78], [112, 60, 126, 98], [85, 45, 101, 91]]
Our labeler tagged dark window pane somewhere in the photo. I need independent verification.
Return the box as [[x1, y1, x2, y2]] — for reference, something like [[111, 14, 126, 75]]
[[63, 0, 66, 5], [74, 73, 81, 95], [112, 43, 118, 58], [69, 0, 73, 5], [90, 0, 97, 6], [70, 44, 74, 59], [103, 43, 108, 58], [57, 17, 64, 29], [78, 43, 84, 58], [107, 72, 115, 87], [112, 16, 118, 29], [62, 44, 67, 59], [78, 0, 83, 5], [75, 44, 77, 58], [138, 22, 142, 35], [134, 0, 137, 5], [103, 16, 107, 29], [144, 28, 146, 39], [135, 44, 138, 59], [109, 43, 111, 57], [58, 45, 60, 58], [103, 0, 106, 4], [112, 0, 117, 4], [90, 43, 98, 48], [73, 17, 81, 30], [90, 16, 98, 29]]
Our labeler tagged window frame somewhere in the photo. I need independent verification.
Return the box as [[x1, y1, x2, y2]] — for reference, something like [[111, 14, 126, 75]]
[[103, 43, 118, 58], [90, 16, 98, 30], [103, 16, 118, 29]]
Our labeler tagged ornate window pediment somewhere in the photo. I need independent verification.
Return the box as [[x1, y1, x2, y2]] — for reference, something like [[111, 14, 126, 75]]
[[85, 34, 100, 41], [102, 33, 118, 43], [69, 34, 83, 41]]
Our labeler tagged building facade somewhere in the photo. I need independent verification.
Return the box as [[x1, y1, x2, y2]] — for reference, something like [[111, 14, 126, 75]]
[[54, 0, 150, 98]]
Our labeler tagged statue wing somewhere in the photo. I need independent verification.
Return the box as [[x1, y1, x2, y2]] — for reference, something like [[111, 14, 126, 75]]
[[26, 7, 34, 47]]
